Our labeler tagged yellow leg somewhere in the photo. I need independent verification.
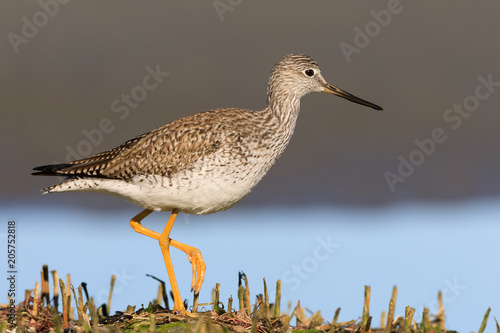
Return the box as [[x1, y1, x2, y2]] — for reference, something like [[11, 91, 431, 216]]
[[157, 210, 186, 313], [129, 209, 206, 313], [130, 209, 155, 237]]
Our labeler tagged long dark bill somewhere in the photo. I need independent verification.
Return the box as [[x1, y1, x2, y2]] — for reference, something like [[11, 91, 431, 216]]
[[323, 84, 383, 111]]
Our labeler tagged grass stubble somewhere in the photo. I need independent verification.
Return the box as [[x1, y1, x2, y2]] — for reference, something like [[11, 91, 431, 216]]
[[0, 265, 496, 333]]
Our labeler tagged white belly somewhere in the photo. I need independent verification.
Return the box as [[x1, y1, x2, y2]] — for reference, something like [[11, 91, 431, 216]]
[[47, 154, 273, 215]]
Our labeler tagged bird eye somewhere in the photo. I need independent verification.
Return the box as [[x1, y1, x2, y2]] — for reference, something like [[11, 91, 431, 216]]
[[305, 69, 315, 77]]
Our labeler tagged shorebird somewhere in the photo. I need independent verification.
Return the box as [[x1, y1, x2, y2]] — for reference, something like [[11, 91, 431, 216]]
[[33, 54, 382, 313]]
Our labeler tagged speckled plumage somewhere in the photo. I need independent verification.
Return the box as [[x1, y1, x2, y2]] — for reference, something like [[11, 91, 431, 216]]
[[33, 54, 382, 314], [33, 54, 382, 214]]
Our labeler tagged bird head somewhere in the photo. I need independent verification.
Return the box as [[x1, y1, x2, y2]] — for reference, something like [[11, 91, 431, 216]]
[[267, 54, 382, 111]]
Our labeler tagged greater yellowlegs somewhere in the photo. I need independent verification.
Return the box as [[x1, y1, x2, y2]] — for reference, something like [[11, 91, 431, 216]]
[[33, 54, 382, 313]]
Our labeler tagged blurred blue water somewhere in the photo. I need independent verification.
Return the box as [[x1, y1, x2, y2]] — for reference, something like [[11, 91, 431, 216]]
[[1, 199, 499, 332]]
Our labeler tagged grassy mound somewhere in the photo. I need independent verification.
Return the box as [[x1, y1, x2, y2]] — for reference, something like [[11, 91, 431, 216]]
[[0, 265, 495, 332]]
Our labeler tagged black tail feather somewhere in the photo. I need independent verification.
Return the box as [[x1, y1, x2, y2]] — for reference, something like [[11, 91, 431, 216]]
[[31, 163, 73, 176]]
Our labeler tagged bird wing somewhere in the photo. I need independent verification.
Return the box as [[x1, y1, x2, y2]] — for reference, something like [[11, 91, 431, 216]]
[[33, 109, 244, 180], [100, 111, 227, 180], [67, 132, 150, 166]]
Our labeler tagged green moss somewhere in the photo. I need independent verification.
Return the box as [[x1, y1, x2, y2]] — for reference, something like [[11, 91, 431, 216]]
[[123, 320, 194, 333]]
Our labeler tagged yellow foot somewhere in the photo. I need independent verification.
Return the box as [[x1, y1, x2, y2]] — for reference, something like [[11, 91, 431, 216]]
[[188, 249, 206, 294], [174, 308, 196, 317], [171, 240, 206, 295]]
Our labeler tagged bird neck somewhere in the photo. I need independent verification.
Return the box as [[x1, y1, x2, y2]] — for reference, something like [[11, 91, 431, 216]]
[[265, 91, 301, 129], [259, 92, 301, 159]]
